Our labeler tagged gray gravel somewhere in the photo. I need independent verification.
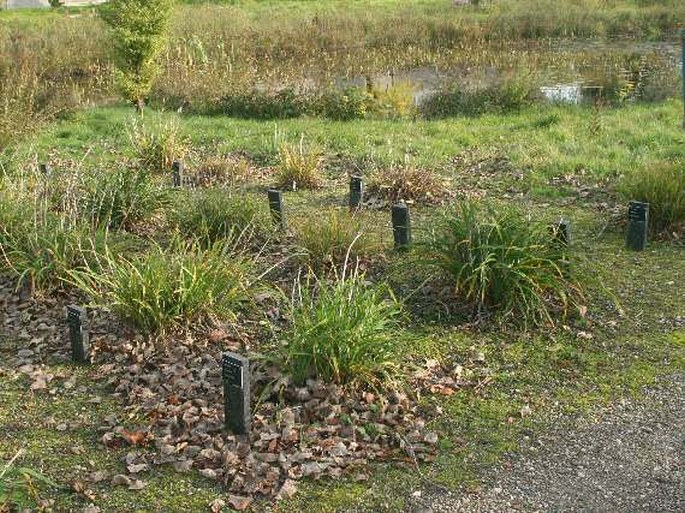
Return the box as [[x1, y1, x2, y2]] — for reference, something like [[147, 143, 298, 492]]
[[410, 374, 685, 513]]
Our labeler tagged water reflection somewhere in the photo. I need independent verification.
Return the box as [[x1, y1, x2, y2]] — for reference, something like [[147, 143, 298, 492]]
[[332, 40, 682, 106], [540, 83, 582, 104]]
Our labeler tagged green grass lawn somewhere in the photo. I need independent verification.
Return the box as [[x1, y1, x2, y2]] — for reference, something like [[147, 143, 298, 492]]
[[10, 100, 683, 184]]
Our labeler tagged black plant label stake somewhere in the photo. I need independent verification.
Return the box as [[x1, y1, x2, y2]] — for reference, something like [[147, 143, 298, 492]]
[[39, 163, 52, 177], [66, 305, 90, 364], [392, 203, 412, 249], [268, 189, 286, 230], [349, 175, 363, 210], [222, 352, 251, 436], [626, 201, 649, 251], [172, 160, 184, 188], [550, 219, 571, 247]]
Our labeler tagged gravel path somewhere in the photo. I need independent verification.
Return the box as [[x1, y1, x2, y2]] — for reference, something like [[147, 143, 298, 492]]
[[410, 374, 685, 513]]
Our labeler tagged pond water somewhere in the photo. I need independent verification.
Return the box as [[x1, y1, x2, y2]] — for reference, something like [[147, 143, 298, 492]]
[[332, 40, 683, 105]]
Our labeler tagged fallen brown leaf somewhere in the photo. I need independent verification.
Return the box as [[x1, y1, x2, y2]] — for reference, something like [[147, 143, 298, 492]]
[[87, 471, 108, 484], [127, 463, 148, 474], [228, 495, 253, 511], [209, 498, 226, 513], [111, 475, 131, 487], [128, 479, 146, 491], [121, 429, 150, 447]]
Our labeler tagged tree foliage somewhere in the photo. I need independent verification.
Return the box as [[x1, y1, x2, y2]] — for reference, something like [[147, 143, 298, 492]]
[[99, 0, 175, 113]]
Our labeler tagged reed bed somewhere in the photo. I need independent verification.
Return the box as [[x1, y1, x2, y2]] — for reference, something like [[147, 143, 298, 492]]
[[0, 0, 682, 147]]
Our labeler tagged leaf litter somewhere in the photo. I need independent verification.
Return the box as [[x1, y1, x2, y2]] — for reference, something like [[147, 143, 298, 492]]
[[1, 276, 482, 504]]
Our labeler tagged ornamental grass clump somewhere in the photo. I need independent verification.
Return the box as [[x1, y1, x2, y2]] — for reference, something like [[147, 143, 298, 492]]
[[173, 189, 270, 248], [193, 154, 257, 188], [69, 240, 254, 335], [284, 268, 402, 388], [293, 208, 375, 271], [367, 162, 451, 205], [274, 139, 323, 191], [129, 118, 188, 174], [0, 199, 106, 294], [421, 201, 585, 327], [618, 163, 685, 236], [81, 167, 169, 230]]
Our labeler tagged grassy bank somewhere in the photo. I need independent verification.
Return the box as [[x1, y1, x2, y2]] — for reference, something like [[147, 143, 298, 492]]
[[6, 100, 683, 184]]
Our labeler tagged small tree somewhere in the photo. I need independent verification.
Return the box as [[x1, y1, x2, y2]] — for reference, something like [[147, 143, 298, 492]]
[[99, 0, 175, 114]]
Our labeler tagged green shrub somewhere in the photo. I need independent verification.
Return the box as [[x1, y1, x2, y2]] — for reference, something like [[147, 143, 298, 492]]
[[218, 88, 307, 119], [274, 140, 323, 191], [99, 0, 174, 113], [81, 167, 169, 230], [619, 163, 685, 235], [369, 81, 417, 119], [420, 201, 585, 326], [129, 118, 188, 173], [419, 78, 540, 118], [70, 240, 254, 335], [284, 271, 402, 387], [294, 208, 375, 270], [315, 87, 374, 121], [173, 189, 270, 247], [214, 85, 415, 121]]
